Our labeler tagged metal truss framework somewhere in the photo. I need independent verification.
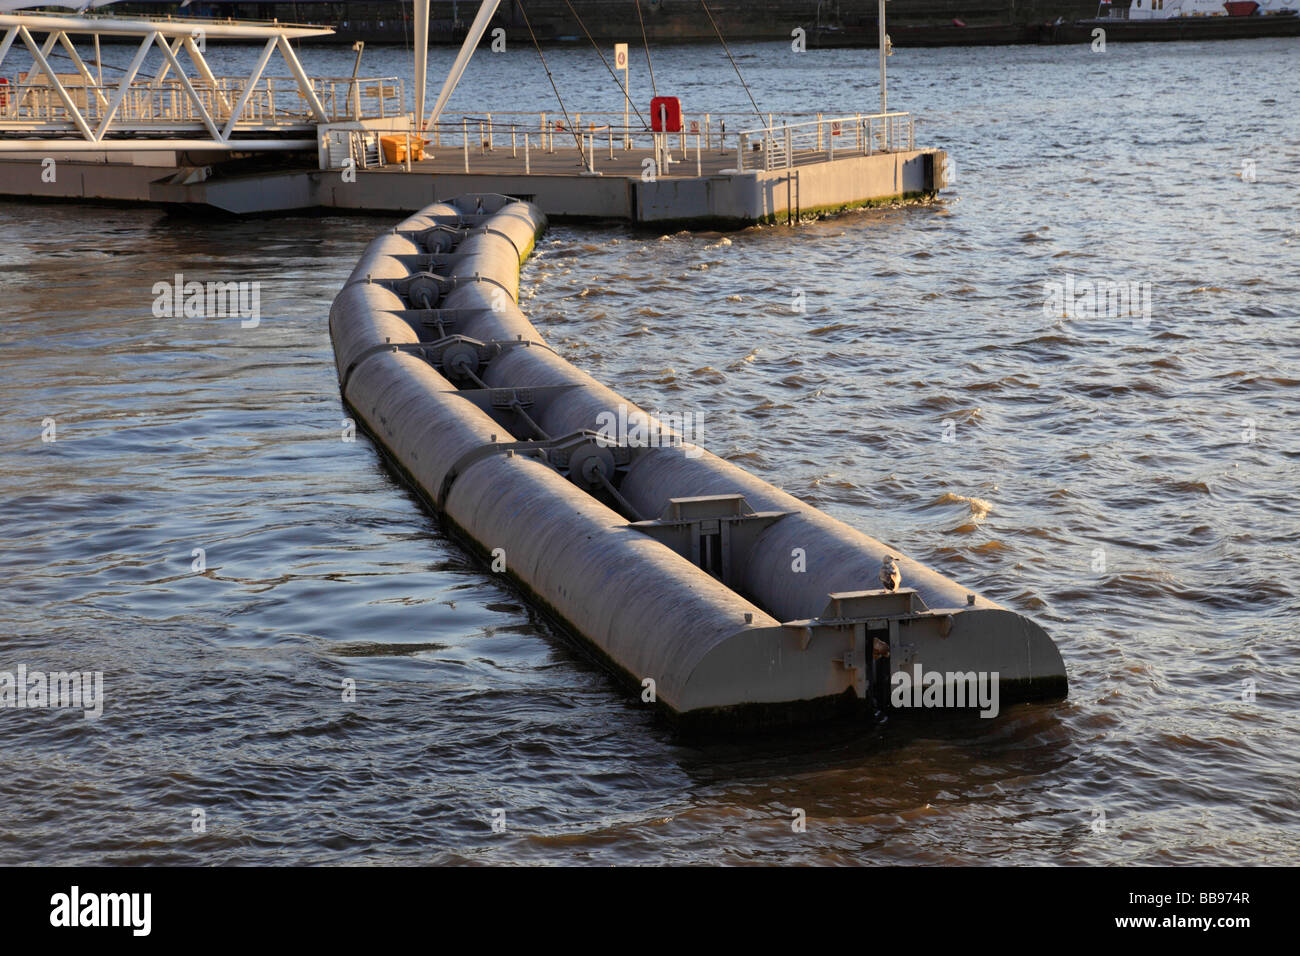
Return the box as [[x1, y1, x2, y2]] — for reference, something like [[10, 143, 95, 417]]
[[0, 12, 336, 151]]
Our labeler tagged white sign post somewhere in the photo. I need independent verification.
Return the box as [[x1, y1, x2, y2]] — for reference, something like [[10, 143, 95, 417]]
[[614, 42, 629, 149]]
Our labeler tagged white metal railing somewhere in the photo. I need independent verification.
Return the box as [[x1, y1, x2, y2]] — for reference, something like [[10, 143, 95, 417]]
[[0, 73, 404, 130], [421, 110, 770, 167], [365, 110, 915, 175], [735, 112, 915, 172], [385, 110, 916, 174], [432, 110, 758, 151]]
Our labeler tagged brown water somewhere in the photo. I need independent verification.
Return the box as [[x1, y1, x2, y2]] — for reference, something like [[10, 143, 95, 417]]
[[0, 39, 1297, 864]]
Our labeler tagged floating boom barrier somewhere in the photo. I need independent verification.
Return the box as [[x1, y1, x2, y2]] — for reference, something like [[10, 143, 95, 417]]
[[329, 194, 1068, 730]]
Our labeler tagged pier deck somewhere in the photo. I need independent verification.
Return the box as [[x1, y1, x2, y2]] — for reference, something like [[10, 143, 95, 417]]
[[1, 103, 943, 225], [0, 11, 944, 225]]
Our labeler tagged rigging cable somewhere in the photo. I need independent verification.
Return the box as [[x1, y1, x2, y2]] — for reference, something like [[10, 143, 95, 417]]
[[562, 0, 648, 129], [517, 0, 587, 165], [43, 47, 131, 74], [698, 0, 765, 128], [634, 0, 658, 98]]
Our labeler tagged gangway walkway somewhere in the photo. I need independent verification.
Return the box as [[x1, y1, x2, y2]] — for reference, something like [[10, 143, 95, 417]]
[[0, 10, 402, 152]]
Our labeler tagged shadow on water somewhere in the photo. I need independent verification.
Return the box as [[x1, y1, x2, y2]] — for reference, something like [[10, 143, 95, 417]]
[[351, 406, 1076, 804], [668, 702, 1075, 787]]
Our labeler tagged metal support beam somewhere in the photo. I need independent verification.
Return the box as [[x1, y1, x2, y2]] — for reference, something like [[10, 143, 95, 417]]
[[20, 27, 58, 87], [156, 34, 220, 141], [0, 26, 19, 74], [878, 0, 887, 115], [413, 0, 428, 134], [150, 36, 182, 87], [0, 13, 333, 41], [182, 34, 231, 116], [220, 37, 276, 141], [57, 31, 108, 111], [18, 26, 93, 140], [276, 34, 327, 124], [93, 30, 156, 141], [426, 0, 501, 132]]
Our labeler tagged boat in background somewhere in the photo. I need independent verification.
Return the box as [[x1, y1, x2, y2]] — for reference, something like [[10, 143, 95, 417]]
[[1049, 0, 1300, 41], [803, 0, 1300, 46]]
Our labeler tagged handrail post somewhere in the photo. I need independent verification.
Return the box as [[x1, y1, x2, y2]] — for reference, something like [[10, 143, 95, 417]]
[[462, 116, 469, 172]]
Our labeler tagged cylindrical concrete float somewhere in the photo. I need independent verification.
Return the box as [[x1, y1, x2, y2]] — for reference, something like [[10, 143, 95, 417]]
[[329, 193, 1068, 731]]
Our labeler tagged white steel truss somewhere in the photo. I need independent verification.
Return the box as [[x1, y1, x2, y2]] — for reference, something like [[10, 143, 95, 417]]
[[0, 12, 400, 152]]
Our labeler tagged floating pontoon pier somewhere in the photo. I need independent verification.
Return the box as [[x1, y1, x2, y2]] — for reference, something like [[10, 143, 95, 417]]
[[330, 194, 1068, 729], [0, 5, 945, 223]]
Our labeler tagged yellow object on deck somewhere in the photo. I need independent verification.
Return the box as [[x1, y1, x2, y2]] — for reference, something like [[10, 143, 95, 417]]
[[380, 135, 425, 164]]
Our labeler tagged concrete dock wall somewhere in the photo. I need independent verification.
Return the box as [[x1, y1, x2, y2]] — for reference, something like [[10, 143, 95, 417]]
[[0, 153, 194, 204], [322, 169, 636, 220], [635, 149, 940, 224], [0, 145, 943, 224]]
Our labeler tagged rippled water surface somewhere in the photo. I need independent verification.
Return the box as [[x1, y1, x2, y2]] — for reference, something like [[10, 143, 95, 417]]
[[1, 39, 1297, 865]]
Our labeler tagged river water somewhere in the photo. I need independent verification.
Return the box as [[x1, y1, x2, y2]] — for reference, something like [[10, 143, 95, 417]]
[[1, 38, 1296, 865]]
